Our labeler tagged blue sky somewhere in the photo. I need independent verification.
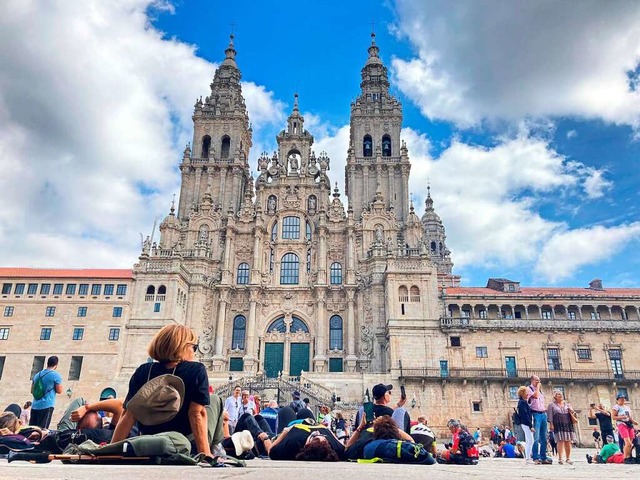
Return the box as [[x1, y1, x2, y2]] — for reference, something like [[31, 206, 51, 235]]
[[0, 0, 639, 287]]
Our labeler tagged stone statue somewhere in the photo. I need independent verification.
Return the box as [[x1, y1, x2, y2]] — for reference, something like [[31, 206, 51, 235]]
[[267, 195, 277, 214]]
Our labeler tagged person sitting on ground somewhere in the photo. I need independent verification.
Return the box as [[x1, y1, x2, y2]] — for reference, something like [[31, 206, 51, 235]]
[[436, 419, 479, 465], [354, 384, 408, 430], [410, 415, 437, 455], [586, 434, 625, 464], [20, 402, 32, 426], [345, 407, 414, 459], [260, 400, 279, 434], [360, 415, 435, 465], [269, 418, 345, 461], [111, 324, 218, 457], [334, 411, 349, 443]]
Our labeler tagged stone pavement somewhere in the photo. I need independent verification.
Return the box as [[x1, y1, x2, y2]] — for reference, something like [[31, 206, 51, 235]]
[[1, 448, 639, 479]]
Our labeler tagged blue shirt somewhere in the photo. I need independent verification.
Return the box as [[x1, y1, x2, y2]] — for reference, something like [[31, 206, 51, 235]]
[[261, 407, 279, 433], [32, 369, 63, 410]]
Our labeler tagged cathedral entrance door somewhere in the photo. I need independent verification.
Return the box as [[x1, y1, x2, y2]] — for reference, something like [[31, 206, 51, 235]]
[[289, 343, 310, 377], [264, 342, 284, 378]]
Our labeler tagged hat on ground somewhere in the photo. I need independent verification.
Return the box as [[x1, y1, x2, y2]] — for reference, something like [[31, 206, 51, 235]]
[[231, 430, 255, 457], [292, 391, 301, 399], [372, 384, 393, 400], [606, 435, 614, 443], [126, 373, 185, 426], [4, 404, 21, 417], [616, 393, 626, 399]]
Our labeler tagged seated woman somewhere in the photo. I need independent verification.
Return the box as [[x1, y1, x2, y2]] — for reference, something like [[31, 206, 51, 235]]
[[345, 412, 415, 459], [111, 324, 214, 457], [269, 419, 345, 461], [0, 412, 37, 452]]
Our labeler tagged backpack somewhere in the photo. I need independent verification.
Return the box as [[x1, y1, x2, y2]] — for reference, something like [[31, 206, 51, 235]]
[[362, 439, 435, 464], [31, 371, 52, 401], [458, 429, 479, 462]]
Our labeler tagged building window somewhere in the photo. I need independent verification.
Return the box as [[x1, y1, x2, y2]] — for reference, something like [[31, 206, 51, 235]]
[[72, 327, 84, 341], [40, 328, 52, 340], [14, 283, 25, 294], [553, 386, 565, 397], [509, 386, 519, 400], [30, 356, 45, 379], [267, 318, 286, 333], [0, 356, 4, 380], [220, 135, 231, 158], [398, 285, 408, 302], [78, 284, 89, 295], [53, 283, 63, 295], [271, 222, 278, 241], [617, 387, 629, 401], [472, 401, 482, 412], [104, 284, 114, 295], [154, 303, 161, 313], [306, 249, 311, 274], [236, 263, 250, 285], [232, 315, 246, 350], [329, 358, 343, 372], [229, 357, 244, 372], [201, 134, 211, 158], [382, 134, 391, 157], [112, 307, 123, 317], [146, 285, 155, 295], [108, 328, 120, 341], [568, 311, 576, 320], [40, 284, 51, 295], [590, 311, 601, 320], [450, 336, 461, 347], [91, 284, 102, 295], [478, 310, 487, 319], [77, 307, 87, 317], [45, 306, 56, 317], [410, 286, 421, 302], [66, 284, 76, 295], [306, 221, 312, 240], [282, 216, 300, 239], [508, 284, 515, 292], [27, 283, 38, 295], [4, 306, 14, 317], [280, 253, 299, 285], [476, 346, 488, 358], [461, 310, 471, 318], [609, 349, 623, 379], [116, 284, 127, 296], [0, 327, 9, 340], [1, 283, 12, 295], [69, 356, 83, 381], [157, 285, 166, 296], [329, 315, 343, 350], [330, 262, 343, 285], [363, 134, 373, 157], [576, 348, 592, 360], [541, 310, 552, 319], [547, 348, 562, 370]]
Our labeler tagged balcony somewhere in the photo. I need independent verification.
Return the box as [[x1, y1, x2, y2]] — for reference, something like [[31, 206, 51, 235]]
[[399, 366, 640, 383], [440, 316, 640, 332]]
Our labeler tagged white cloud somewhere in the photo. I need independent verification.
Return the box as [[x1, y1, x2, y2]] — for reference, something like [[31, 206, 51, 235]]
[[535, 223, 640, 282], [392, 0, 640, 128], [566, 130, 577, 139], [0, 0, 284, 267]]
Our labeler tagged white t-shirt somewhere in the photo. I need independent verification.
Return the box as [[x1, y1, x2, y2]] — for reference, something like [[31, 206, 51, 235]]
[[613, 404, 632, 425]]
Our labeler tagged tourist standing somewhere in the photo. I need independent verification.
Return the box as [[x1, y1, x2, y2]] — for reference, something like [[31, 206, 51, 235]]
[[612, 393, 637, 464], [517, 386, 535, 465], [589, 403, 614, 444], [547, 390, 577, 464], [30, 356, 63, 428], [528, 375, 552, 464]]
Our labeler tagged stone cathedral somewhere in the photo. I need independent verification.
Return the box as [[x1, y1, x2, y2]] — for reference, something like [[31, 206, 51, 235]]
[[123, 34, 458, 379]]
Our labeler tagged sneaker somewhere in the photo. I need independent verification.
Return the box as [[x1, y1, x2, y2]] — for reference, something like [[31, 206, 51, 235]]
[[624, 457, 634, 464], [586, 454, 593, 464]]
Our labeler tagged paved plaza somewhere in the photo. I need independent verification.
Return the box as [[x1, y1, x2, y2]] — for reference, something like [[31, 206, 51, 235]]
[[1, 449, 639, 480]]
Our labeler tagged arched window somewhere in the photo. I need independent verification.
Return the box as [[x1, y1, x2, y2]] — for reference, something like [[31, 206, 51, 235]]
[[430, 241, 436, 252], [280, 253, 299, 284], [291, 316, 309, 333], [271, 221, 278, 241], [201, 135, 211, 158], [267, 318, 286, 333], [282, 216, 300, 239], [410, 286, 421, 302], [199, 224, 209, 242], [382, 135, 391, 157], [398, 285, 408, 302], [221, 135, 231, 158], [232, 315, 246, 349], [146, 285, 155, 295], [329, 315, 343, 350], [330, 262, 343, 285], [158, 285, 166, 295], [363, 134, 373, 157], [236, 263, 250, 285], [306, 221, 312, 241]]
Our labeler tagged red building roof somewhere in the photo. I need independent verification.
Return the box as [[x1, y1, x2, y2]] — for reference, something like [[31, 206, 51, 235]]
[[0, 268, 133, 280]]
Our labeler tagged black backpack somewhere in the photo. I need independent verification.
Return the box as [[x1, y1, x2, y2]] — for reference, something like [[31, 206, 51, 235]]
[[512, 407, 520, 426], [458, 430, 479, 462]]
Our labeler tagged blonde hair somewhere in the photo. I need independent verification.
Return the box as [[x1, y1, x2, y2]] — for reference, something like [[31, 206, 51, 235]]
[[0, 412, 20, 434], [517, 386, 529, 399], [148, 324, 197, 362]]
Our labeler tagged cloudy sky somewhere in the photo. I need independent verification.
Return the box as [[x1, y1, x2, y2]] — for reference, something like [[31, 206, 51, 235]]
[[1, 0, 639, 287]]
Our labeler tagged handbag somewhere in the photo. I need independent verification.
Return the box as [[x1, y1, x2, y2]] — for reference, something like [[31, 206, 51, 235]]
[[624, 420, 634, 428]]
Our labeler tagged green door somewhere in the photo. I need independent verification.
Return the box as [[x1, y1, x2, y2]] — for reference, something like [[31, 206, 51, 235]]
[[289, 343, 310, 377], [264, 343, 284, 378]]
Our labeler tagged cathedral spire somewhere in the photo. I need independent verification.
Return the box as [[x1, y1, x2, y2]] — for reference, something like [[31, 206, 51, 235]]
[[222, 33, 238, 67]]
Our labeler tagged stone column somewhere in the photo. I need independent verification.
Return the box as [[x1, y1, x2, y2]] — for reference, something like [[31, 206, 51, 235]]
[[345, 289, 357, 372], [313, 289, 327, 372], [218, 167, 227, 207], [607, 305, 613, 320], [577, 304, 583, 320], [524, 305, 529, 320], [244, 289, 259, 372], [212, 289, 229, 371], [251, 228, 262, 283], [193, 168, 202, 208]]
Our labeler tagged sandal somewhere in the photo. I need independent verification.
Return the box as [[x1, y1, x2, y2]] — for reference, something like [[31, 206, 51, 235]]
[[558, 459, 563, 464], [566, 459, 573, 465]]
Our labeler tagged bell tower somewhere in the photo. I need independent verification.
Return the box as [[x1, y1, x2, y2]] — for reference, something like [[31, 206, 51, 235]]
[[177, 34, 253, 221], [345, 33, 410, 223]]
